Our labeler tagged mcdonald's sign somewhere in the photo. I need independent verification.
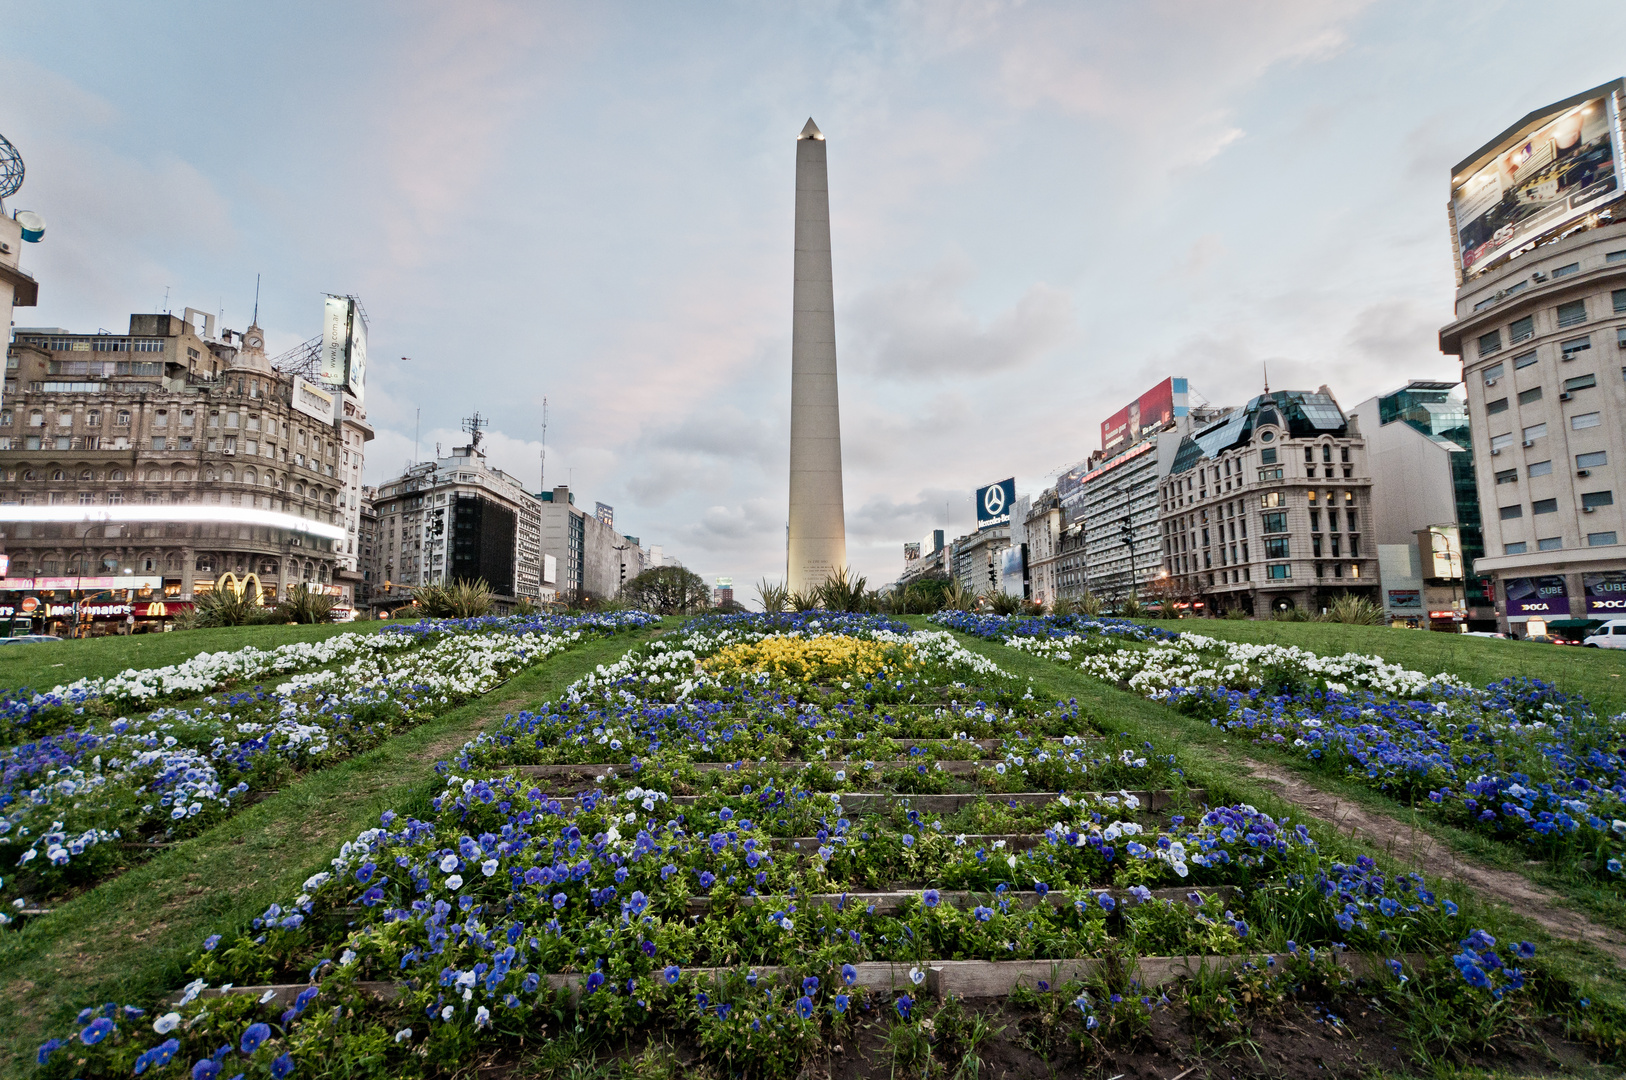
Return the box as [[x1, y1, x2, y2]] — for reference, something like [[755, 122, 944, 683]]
[[215, 572, 265, 604]]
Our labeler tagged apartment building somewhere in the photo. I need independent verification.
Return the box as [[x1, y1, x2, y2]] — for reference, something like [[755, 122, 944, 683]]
[[1159, 390, 1375, 616]]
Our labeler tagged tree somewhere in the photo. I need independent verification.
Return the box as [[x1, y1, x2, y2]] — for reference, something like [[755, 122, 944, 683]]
[[619, 566, 711, 615]]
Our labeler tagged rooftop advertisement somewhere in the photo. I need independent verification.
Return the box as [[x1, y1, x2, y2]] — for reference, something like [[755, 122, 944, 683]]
[[1100, 377, 1188, 454], [1452, 91, 1624, 278], [975, 477, 1016, 530]]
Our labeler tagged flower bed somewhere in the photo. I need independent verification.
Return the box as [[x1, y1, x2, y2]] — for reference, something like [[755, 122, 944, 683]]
[[30, 612, 1546, 1079], [1, 614, 659, 912], [953, 617, 1626, 882]]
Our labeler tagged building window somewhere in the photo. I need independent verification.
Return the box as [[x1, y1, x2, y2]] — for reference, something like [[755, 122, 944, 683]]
[[1477, 329, 1503, 356], [28, 410, 42, 427], [1561, 336, 1591, 360], [1261, 511, 1287, 533], [1495, 468, 1518, 485], [1257, 467, 1283, 481], [115, 410, 130, 426], [1265, 564, 1290, 580], [78, 492, 93, 504], [1486, 397, 1508, 415], [154, 410, 168, 428], [1260, 447, 1277, 465], [1532, 498, 1558, 514], [1527, 459, 1552, 477], [1264, 536, 1289, 558], [1557, 299, 1588, 328], [1482, 361, 1504, 383], [1572, 411, 1602, 430], [86, 410, 100, 426], [1522, 423, 1547, 442], [1551, 261, 1580, 278], [1614, 287, 1626, 313], [1538, 537, 1563, 551], [1490, 433, 1513, 451], [108, 491, 122, 505], [1513, 350, 1538, 369], [152, 437, 166, 451], [1259, 491, 1282, 508], [1330, 535, 1342, 556], [1588, 532, 1618, 546], [1500, 505, 1523, 520], [1517, 386, 1542, 405], [1565, 373, 1597, 391], [1582, 491, 1615, 509], [1308, 510, 1320, 531], [1505, 541, 1528, 555], [1578, 451, 1608, 469], [1509, 315, 1535, 342]]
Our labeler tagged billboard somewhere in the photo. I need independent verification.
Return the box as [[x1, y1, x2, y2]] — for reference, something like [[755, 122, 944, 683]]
[[976, 478, 1016, 530], [320, 295, 350, 384], [1101, 377, 1189, 453], [292, 376, 336, 423], [903, 542, 921, 562], [1386, 589, 1422, 611], [319, 295, 368, 402], [1505, 575, 1570, 616], [595, 502, 614, 527], [1585, 571, 1626, 615], [999, 544, 1027, 598], [543, 554, 557, 585], [1451, 87, 1625, 278]]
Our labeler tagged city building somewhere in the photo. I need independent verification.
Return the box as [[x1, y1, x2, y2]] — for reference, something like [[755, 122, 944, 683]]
[[536, 485, 650, 603], [1350, 381, 1493, 629], [1439, 79, 1626, 636], [1021, 490, 1063, 608], [1067, 439, 1167, 604], [355, 483, 381, 611], [898, 530, 947, 587], [0, 309, 370, 629], [0, 212, 39, 390], [370, 435, 541, 611], [949, 524, 1008, 597], [1159, 390, 1376, 616]]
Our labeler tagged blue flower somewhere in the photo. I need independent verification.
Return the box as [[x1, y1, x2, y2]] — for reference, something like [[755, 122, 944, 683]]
[[796, 995, 815, 1020], [1097, 893, 1116, 912], [80, 1017, 114, 1045], [922, 889, 940, 908], [552, 893, 567, 910], [36, 1039, 63, 1065], [586, 972, 606, 994], [833, 993, 849, 1014], [240, 1022, 271, 1054], [841, 963, 858, 986], [271, 1053, 296, 1079], [896, 994, 914, 1020], [699, 871, 716, 890], [1515, 941, 1536, 959], [192, 1060, 222, 1080], [203, 935, 222, 951], [665, 965, 681, 985], [802, 976, 819, 995], [1378, 898, 1400, 918]]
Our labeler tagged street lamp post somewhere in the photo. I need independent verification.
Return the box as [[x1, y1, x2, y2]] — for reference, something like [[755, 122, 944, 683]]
[[1111, 481, 1150, 604]]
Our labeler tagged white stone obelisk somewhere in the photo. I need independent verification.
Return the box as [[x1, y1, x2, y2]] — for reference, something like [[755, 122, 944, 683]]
[[787, 117, 847, 596]]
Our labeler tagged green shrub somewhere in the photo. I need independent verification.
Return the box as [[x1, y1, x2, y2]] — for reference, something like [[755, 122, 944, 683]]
[[1320, 593, 1386, 625], [276, 583, 339, 624], [415, 578, 494, 619]]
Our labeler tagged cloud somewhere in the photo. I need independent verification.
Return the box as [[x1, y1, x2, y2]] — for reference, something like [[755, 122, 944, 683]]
[[846, 257, 1072, 378]]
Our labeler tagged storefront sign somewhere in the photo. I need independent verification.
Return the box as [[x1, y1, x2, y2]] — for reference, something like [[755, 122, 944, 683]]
[[1584, 571, 1626, 615], [1505, 575, 1570, 616], [1387, 589, 1422, 610]]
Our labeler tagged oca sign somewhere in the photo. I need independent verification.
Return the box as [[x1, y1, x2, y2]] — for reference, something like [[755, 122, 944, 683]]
[[976, 477, 1017, 530]]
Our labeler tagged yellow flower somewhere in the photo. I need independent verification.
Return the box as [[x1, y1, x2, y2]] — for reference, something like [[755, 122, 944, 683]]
[[701, 635, 916, 682]]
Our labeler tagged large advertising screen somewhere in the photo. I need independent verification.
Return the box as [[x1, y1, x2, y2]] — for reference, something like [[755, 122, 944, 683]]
[[321, 295, 349, 384], [1585, 571, 1626, 615], [1101, 377, 1188, 453], [1505, 575, 1570, 617], [345, 300, 367, 403], [976, 478, 1016, 530], [1452, 91, 1625, 277]]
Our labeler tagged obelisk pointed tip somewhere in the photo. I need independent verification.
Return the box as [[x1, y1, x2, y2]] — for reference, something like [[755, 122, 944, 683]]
[[799, 118, 824, 140]]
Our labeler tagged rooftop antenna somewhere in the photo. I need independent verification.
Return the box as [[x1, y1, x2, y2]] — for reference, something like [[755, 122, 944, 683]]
[[539, 396, 548, 491], [161, 286, 170, 314], [461, 411, 487, 449], [252, 274, 260, 325], [414, 408, 421, 464], [1262, 362, 1270, 394]]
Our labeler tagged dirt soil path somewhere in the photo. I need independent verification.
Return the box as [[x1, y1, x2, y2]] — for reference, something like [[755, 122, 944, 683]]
[[1237, 755, 1626, 966]]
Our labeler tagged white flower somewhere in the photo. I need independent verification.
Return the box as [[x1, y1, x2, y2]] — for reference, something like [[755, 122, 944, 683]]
[[910, 966, 925, 985], [446, 874, 464, 890], [259, 989, 277, 1003], [475, 1006, 491, 1028], [1007, 855, 1018, 868], [153, 1012, 181, 1034], [442, 1005, 455, 1021], [439, 854, 459, 873], [178, 978, 206, 1006], [340, 948, 358, 965], [395, 1027, 413, 1043], [481, 859, 499, 877]]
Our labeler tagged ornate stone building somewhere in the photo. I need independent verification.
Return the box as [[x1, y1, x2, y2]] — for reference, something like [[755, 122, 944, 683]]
[[0, 310, 372, 626]]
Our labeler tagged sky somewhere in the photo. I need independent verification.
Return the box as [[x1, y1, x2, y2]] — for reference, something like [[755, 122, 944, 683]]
[[5, 0, 1626, 595]]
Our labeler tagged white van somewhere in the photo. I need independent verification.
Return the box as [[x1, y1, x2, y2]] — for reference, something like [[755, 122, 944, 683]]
[[1582, 619, 1626, 649]]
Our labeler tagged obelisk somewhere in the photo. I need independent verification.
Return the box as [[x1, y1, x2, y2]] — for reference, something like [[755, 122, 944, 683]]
[[787, 117, 847, 595]]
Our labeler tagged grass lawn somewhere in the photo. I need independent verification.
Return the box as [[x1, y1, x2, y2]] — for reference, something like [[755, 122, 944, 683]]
[[0, 624, 665, 1078], [0, 619, 413, 694], [1142, 617, 1626, 715]]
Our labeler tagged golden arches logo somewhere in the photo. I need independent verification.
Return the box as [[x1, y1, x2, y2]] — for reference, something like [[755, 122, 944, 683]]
[[216, 572, 265, 603]]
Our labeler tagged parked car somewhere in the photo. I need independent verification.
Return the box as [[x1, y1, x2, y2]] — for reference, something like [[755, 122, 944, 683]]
[[1582, 620, 1626, 649], [1461, 631, 1509, 639], [0, 634, 63, 645]]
